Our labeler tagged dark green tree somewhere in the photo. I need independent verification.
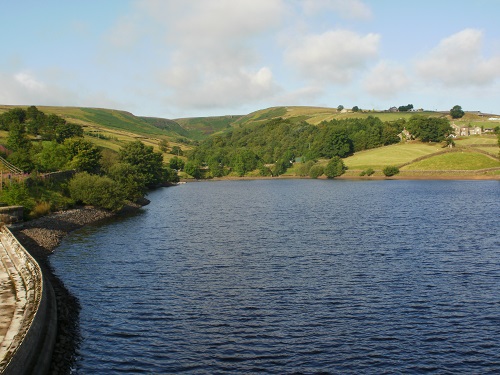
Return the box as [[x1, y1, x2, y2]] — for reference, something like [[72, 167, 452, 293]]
[[398, 104, 414, 112], [184, 161, 201, 179], [352, 106, 360, 112], [169, 156, 185, 171], [7, 120, 31, 152], [64, 138, 102, 173], [407, 115, 452, 142], [324, 156, 346, 178], [0, 108, 27, 130], [337, 105, 344, 111], [55, 122, 83, 143], [33, 141, 69, 172], [450, 105, 465, 119], [383, 165, 400, 177], [107, 163, 147, 201], [69, 172, 125, 211], [119, 141, 166, 187], [309, 165, 324, 179]]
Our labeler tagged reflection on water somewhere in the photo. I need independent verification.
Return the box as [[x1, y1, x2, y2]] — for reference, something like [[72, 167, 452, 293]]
[[51, 180, 500, 374]]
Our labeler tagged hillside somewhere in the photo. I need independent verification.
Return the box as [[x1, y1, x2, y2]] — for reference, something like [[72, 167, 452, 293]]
[[0, 104, 498, 178]]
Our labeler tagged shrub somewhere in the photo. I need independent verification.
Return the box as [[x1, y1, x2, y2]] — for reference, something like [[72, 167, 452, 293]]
[[29, 201, 52, 219], [360, 168, 375, 176], [297, 160, 315, 176], [324, 156, 346, 178], [0, 183, 36, 213], [383, 166, 400, 177], [309, 165, 324, 179], [69, 172, 125, 211]]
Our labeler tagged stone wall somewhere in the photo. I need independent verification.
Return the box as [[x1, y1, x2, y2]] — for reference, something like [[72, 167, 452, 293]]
[[0, 206, 24, 225], [0, 225, 57, 375]]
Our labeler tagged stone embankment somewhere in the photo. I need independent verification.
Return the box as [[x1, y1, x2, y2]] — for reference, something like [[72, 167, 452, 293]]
[[0, 224, 56, 375]]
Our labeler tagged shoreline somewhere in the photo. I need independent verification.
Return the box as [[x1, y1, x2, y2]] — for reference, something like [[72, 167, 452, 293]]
[[10, 204, 145, 374], [182, 172, 500, 182]]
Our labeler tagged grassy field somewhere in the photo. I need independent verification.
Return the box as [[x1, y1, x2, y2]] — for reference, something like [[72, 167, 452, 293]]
[[402, 152, 500, 171], [343, 142, 444, 170]]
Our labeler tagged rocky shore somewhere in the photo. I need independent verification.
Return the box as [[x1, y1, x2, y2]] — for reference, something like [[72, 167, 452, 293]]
[[11, 204, 144, 374]]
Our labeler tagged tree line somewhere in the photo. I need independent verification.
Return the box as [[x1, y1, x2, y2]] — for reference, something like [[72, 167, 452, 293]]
[[186, 115, 454, 178]]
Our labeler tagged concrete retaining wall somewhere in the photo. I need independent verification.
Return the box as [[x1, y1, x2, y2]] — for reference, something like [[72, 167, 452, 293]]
[[0, 206, 24, 225], [0, 225, 57, 375]]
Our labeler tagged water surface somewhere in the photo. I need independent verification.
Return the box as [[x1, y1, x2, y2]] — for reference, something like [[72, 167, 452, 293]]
[[51, 180, 500, 374]]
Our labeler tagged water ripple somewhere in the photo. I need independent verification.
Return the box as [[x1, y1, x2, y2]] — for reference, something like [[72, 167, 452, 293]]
[[51, 180, 500, 374]]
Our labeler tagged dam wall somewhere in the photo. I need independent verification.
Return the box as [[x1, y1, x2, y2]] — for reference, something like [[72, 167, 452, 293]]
[[0, 225, 57, 375]]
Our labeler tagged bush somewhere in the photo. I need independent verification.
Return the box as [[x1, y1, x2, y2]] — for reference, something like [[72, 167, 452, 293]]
[[297, 160, 315, 176], [360, 168, 375, 176], [324, 156, 346, 178], [30, 201, 52, 219], [69, 172, 125, 211], [0, 183, 36, 214], [309, 165, 324, 179], [383, 166, 400, 177]]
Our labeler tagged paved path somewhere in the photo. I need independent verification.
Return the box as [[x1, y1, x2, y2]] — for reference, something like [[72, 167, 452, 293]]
[[0, 228, 40, 371], [0, 237, 19, 365]]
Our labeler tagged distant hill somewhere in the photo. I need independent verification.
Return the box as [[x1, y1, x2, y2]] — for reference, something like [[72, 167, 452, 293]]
[[173, 115, 243, 140], [0, 104, 495, 144]]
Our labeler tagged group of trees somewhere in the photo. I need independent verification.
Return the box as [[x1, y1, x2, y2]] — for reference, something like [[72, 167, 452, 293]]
[[0, 107, 178, 213], [398, 104, 414, 112], [187, 117, 403, 178], [406, 115, 453, 142], [337, 105, 360, 112], [1, 107, 97, 173]]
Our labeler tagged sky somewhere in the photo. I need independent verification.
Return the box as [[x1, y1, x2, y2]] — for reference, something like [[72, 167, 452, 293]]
[[1, 0, 500, 119]]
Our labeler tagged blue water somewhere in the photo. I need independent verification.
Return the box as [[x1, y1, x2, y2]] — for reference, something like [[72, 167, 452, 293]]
[[50, 180, 500, 374]]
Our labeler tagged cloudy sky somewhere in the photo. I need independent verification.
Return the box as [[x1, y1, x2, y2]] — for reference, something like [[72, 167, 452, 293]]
[[1, 0, 500, 118]]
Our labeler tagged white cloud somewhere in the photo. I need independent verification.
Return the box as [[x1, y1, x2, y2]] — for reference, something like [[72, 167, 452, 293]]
[[171, 67, 279, 109], [302, 0, 372, 20], [364, 61, 410, 99], [14, 72, 45, 91], [286, 30, 380, 84], [0, 71, 121, 109], [111, 0, 286, 110], [416, 28, 500, 87]]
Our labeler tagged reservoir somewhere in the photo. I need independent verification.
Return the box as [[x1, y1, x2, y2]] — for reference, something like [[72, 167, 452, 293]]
[[51, 180, 500, 374]]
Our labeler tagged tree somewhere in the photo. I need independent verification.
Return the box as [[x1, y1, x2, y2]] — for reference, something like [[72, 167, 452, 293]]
[[0, 108, 26, 130], [383, 166, 400, 177], [159, 139, 169, 153], [324, 156, 346, 178], [55, 122, 83, 143], [407, 115, 453, 142], [33, 141, 69, 172], [64, 139, 102, 173], [398, 104, 414, 112], [337, 105, 344, 112], [41, 114, 66, 140], [119, 141, 166, 187], [170, 145, 183, 156], [352, 106, 360, 112], [450, 105, 465, 119], [184, 161, 201, 179], [309, 165, 324, 179], [107, 163, 147, 201], [169, 156, 185, 171], [69, 172, 125, 211], [7, 120, 31, 152]]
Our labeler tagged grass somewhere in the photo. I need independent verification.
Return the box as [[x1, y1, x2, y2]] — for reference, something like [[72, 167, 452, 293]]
[[403, 152, 500, 170], [343, 142, 443, 170], [454, 135, 498, 146]]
